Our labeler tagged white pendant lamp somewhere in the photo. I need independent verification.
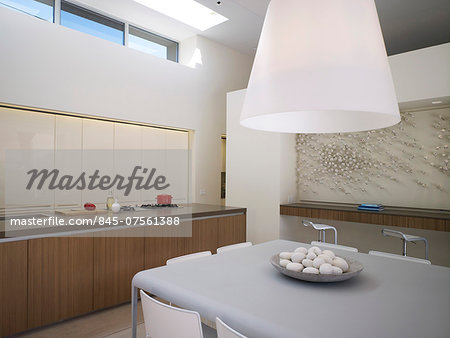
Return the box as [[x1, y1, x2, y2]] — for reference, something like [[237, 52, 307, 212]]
[[240, 0, 401, 133]]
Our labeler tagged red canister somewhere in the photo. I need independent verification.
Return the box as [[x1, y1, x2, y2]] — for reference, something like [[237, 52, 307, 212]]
[[156, 194, 172, 205]]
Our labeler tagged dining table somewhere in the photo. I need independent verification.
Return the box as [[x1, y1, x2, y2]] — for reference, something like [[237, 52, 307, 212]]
[[131, 239, 450, 338]]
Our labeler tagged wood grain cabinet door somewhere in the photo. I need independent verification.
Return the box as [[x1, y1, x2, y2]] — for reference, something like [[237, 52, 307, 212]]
[[0, 241, 28, 337], [27, 237, 94, 329], [93, 231, 145, 310], [217, 214, 246, 248], [190, 218, 219, 254], [144, 237, 189, 269]]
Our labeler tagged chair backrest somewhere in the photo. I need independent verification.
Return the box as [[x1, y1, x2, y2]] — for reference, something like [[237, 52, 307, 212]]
[[140, 290, 204, 338], [217, 242, 252, 254], [216, 317, 247, 338], [166, 251, 212, 265], [310, 241, 358, 252], [368, 251, 431, 264]]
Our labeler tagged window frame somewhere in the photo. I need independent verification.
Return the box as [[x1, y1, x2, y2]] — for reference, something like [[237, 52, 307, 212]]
[[1, 0, 179, 62], [0, 0, 54, 22], [60, 0, 125, 45], [128, 24, 178, 62]]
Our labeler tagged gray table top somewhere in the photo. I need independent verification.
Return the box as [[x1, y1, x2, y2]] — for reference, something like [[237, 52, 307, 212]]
[[132, 240, 450, 338]]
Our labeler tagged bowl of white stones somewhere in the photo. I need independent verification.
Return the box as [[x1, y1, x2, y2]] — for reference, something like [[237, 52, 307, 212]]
[[271, 246, 363, 282]]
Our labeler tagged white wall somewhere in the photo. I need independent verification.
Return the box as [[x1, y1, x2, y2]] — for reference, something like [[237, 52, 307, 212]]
[[226, 89, 297, 244], [0, 7, 253, 205], [389, 43, 450, 106]]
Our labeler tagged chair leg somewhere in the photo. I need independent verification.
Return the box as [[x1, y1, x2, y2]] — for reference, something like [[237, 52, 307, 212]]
[[402, 239, 407, 256], [318, 230, 322, 242]]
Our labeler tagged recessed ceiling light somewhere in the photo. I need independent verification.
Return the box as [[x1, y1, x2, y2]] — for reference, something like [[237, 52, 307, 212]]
[[432, 100, 443, 104], [134, 0, 228, 31]]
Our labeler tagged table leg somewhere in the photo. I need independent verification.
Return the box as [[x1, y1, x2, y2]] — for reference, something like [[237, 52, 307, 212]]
[[132, 285, 138, 338]]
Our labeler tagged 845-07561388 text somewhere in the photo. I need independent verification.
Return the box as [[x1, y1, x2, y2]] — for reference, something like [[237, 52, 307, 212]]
[[124, 216, 180, 226]]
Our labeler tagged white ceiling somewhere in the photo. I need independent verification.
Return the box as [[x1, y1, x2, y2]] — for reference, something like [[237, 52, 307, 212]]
[[72, 0, 450, 56]]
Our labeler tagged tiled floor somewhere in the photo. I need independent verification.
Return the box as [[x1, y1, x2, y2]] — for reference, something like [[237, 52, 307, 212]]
[[20, 302, 146, 338]]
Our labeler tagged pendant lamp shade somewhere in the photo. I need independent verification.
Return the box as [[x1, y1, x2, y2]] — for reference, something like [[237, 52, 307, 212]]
[[240, 0, 400, 133]]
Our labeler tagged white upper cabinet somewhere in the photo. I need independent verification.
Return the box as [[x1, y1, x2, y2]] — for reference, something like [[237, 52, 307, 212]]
[[141, 127, 166, 203], [0, 108, 55, 209], [82, 119, 114, 205], [165, 130, 189, 203], [55, 115, 82, 207], [0, 107, 190, 209], [114, 123, 142, 204]]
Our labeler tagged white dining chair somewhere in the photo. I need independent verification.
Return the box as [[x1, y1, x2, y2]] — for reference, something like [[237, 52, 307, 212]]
[[217, 242, 252, 254], [368, 251, 431, 264], [216, 317, 247, 338], [140, 290, 217, 338], [302, 220, 337, 244], [310, 241, 358, 252], [166, 251, 212, 265]]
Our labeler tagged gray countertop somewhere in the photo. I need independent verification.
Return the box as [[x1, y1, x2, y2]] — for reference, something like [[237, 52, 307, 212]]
[[132, 239, 450, 338], [0, 203, 246, 242]]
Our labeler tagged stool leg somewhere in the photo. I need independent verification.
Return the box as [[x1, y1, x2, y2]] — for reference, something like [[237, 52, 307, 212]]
[[424, 239, 429, 260], [318, 230, 322, 242], [322, 230, 326, 243], [332, 228, 337, 245], [402, 239, 407, 256]]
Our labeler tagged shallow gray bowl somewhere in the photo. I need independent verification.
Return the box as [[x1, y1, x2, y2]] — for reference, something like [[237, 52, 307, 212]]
[[270, 254, 363, 283]]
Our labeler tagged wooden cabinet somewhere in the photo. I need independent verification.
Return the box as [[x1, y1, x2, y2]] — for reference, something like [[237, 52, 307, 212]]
[[190, 218, 219, 253], [144, 237, 190, 269], [0, 241, 28, 337], [280, 205, 450, 232], [2, 211, 245, 335], [217, 214, 246, 248], [27, 237, 94, 329], [93, 230, 145, 309], [144, 214, 246, 268]]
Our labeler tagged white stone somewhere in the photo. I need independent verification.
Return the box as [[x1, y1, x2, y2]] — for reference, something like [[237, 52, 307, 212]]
[[286, 262, 304, 272], [302, 267, 319, 274]]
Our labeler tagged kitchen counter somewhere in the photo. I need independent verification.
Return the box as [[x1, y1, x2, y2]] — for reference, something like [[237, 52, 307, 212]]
[[0, 203, 247, 336], [0, 203, 246, 242], [280, 201, 450, 231]]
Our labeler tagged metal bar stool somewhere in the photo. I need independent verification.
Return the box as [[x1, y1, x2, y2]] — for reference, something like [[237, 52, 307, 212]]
[[381, 229, 429, 260], [302, 220, 337, 244]]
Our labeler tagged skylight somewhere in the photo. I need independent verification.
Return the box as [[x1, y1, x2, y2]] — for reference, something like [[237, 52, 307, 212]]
[[134, 0, 228, 31]]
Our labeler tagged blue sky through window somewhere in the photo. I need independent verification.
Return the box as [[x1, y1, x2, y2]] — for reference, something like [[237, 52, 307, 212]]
[[61, 9, 123, 45], [128, 33, 167, 59], [0, 0, 53, 21]]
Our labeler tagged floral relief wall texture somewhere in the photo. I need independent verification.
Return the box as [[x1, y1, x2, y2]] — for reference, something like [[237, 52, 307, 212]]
[[296, 107, 449, 210]]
